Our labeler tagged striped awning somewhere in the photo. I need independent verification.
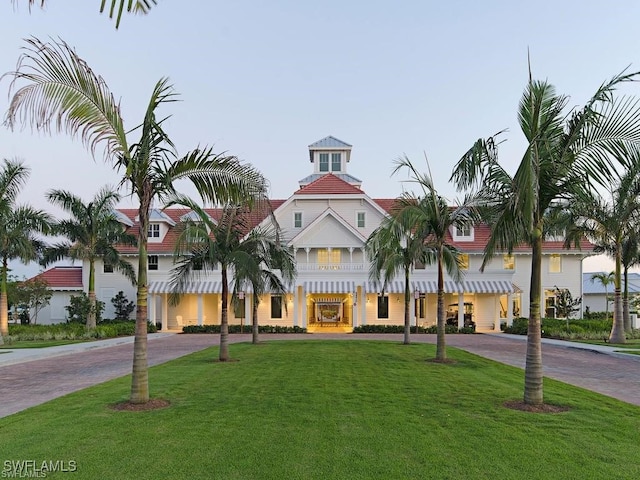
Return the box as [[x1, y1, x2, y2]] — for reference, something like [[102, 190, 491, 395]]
[[303, 280, 355, 294], [366, 281, 405, 294], [411, 280, 514, 294], [148, 281, 224, 294]]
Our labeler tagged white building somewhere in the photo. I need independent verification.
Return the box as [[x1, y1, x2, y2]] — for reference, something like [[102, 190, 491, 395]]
[[33, 136, 594, 330]]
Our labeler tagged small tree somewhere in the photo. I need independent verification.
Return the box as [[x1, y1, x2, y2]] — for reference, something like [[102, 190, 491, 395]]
[[111, 291, 135, 320], [19, 278, 52, 325], [66, 293, 104, 324], [554, 286, 582, 328]]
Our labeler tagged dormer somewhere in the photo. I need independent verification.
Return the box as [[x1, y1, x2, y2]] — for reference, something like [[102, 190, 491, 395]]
[[299, 136, 362, 188], [309, 135, 352, 175], [136, 208, 176, 243]]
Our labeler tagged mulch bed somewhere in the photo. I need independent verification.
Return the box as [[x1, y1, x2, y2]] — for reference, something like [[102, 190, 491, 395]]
[[110, 399, 171, 412], [503, 400, 570, 413]]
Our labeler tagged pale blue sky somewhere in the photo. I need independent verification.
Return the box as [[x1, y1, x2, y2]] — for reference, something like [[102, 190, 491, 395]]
[[2, 0, 638, 276]]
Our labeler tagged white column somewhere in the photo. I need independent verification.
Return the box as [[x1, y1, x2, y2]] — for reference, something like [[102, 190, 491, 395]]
[[507, 292, 514, 327], [494, 296, 501, 331], [301, 293, 307, 328], [293, 287, 299, 327], [458, 292, 464, 329], [410, 291, 417, 327], [161, 293, 168, 331], [149, 293, 156, 329], [197, 294, 204, 326], [361, 289, 367, 326], [244, 294, 250, 326]]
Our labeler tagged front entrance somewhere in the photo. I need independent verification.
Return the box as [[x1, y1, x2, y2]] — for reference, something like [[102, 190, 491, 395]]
[[307, 294, 353, 333]]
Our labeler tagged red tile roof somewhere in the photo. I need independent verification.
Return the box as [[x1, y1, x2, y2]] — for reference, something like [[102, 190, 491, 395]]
[[29, 267, 83, 289], [295, 174, 364, 195], [115, 201, 286, 254]]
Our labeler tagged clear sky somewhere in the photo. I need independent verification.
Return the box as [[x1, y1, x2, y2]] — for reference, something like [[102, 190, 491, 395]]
[[2, 0, 639, 277]]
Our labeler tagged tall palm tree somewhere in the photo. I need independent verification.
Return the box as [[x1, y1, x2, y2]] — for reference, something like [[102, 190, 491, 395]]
[[17, 0, 156, 28], [365, 200, 431, 345], [42, 187, 137, 329], [0, 159, 51, 338], [451, 68, 640, 405], [391, 155, 471, 359], [5, 37, 268, 403], [589, 272, 615, 322], [169, 198, 280, 360], [232, 223, 296, 345], [566, 165, 640, 343], [621, 235, 640, 332]]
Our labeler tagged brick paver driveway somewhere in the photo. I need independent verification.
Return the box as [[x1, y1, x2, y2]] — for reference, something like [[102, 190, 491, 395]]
[[1, 333, 639, 418]]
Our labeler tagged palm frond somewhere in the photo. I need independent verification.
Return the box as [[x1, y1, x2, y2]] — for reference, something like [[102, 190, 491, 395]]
[[4, 37, 128, 162]]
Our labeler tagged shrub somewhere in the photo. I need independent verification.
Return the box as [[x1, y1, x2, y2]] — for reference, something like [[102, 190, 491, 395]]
[[65, 293, 104, 324], [111, 291, 135, 320], [503, 317, 617, 340], [352, 324, 472, 334]]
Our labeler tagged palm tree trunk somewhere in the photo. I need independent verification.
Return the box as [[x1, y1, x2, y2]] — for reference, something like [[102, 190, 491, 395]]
[[130, 203, 150, 404], [0, 258, 8, 338], [435, 247, 446, 361], [403, 267, 411, 345], [219, 265, 230, 361], [252, 296, 259, 344], [87, 259, 97, 329], [524, 228, 543, 405], [610, 244, 626, 343], [623, 266, 631, 333]]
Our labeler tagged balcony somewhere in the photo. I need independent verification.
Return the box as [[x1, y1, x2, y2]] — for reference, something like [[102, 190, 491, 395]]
[[297, 263, 366, 271]]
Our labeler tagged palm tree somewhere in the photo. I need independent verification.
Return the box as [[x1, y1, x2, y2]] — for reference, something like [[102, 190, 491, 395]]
[[0, 159, 51, 338], [621, 235, 640, 332], [451, 68, 640, 405], [5, 37, 268, 403], [391, 155, 471, 359], [232, 223, 296, 345], [17, 0, 155, 28], [365, 200, 431, 345], [169, 198, 281, 360], [566, 165, 640, 343], [42, 187, 137, 329], [590, 272, 615, 321]]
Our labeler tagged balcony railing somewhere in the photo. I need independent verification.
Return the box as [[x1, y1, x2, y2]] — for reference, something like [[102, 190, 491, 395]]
[[297, 263, 366, 271]]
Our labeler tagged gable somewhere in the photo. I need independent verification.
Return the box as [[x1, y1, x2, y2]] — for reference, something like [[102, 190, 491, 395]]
[[291, 211, 367, 248]]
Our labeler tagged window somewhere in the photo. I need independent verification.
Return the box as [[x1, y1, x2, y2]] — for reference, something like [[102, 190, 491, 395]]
[[549, 254, 562, 273], [319, 153, 329, 172], [318, 248, 341, 269], [453, 224, 474, 241], [271, 295, 282, 319], [148, 255, 159, 271], [193, 257, 203, 271], [545, 290, 556, 318], [294, 212, 302, 228], [458, 253, 469, 270], [103, 263, 113, 273], [356, 212, 366, 228], [331, 153, 341, 172], [377, 295, 389, 319], [503, 254, 515, 270], [415, 295, 425, 319], [148, 223, 160, 238]]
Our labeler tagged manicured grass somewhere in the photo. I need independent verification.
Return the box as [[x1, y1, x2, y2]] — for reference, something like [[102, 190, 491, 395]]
[[1, 341, 639, 479]]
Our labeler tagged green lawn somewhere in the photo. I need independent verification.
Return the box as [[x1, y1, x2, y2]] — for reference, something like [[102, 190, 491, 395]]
[[0, 339, 93, 349], [1, 341, 639, 479]]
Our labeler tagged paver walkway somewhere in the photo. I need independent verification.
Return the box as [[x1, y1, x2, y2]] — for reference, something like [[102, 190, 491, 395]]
[[1, 332, 639, 418]]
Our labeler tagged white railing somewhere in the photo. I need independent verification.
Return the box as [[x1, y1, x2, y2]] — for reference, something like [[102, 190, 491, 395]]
[[297, 263, 366, 271]]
